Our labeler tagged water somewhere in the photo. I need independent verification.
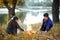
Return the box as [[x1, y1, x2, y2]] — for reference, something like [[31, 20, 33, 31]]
[[0, 8, 19, 14], [0, 8, 60, 24]]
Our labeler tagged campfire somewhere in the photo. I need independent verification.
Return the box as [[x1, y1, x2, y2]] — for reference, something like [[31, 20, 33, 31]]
[[17, 20, 37, 35], [23, 24, 37, 35], [26, 30, 37, 35]]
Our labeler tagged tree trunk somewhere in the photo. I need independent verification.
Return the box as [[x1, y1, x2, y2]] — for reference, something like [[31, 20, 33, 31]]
[[52, 0, 59, 23], [8, 8, 15, 20], [3, 0, 17, 20]]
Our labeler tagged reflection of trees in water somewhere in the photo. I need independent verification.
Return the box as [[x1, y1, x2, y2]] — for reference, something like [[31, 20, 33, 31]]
[[32, 12, 39, 16]]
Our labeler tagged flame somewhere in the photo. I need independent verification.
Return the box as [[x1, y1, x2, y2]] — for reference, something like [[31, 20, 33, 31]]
[[26, 24, 32, 31], [24, 30, 37, 35], [23, 24, 37, 35]]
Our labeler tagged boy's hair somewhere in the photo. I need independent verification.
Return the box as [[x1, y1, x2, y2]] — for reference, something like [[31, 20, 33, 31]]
[[13, 16, 18, 21], [44, 13, 49, 17]]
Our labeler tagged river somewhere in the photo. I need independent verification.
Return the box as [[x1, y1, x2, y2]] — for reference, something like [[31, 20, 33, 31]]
[[0, 8, 60, 24]]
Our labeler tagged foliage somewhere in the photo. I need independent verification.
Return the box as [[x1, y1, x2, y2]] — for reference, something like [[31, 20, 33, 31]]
[[0, 0, 19, 7], [0, 0, 25, 8], [0, 14, 7, 26], [28, 0, 52, 7], [17, 0, 25, 7], [30, 1, 52, 7]]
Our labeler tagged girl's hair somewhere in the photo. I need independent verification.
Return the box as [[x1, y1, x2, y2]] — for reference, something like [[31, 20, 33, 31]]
[[13, 16, 18, 21]]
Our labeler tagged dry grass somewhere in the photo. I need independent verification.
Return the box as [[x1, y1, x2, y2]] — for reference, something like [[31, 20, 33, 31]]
[[0, 24, 60, 40]]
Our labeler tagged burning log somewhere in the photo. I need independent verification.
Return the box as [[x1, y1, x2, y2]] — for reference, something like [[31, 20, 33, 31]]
[[23, 24, 37, 35], [23, 30, 37, 35]]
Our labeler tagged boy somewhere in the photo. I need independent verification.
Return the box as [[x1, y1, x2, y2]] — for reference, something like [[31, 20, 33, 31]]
[[40, 13, 53, 32], [6, 16, 24, 35]]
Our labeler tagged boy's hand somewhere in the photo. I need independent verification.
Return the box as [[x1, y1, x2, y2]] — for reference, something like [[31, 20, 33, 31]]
[[45, 31, 47, 33]]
